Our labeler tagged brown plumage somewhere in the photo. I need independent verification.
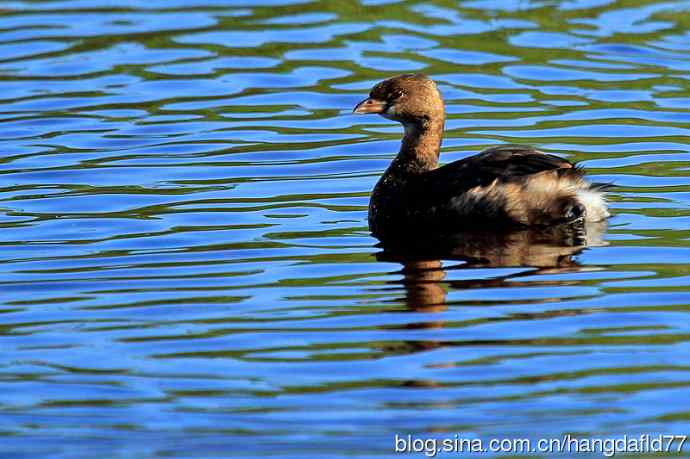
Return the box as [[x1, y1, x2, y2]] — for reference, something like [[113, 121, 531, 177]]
[[353, 74, 609, 241]]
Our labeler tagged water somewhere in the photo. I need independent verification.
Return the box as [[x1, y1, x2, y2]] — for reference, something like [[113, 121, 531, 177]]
[[1, 0, 690, 457]]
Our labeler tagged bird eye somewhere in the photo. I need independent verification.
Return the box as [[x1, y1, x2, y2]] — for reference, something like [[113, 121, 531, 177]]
[[390, 90, 404, 101]]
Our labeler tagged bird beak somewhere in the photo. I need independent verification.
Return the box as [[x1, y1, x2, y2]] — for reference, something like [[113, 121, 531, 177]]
[[353, 97, 386, 114]]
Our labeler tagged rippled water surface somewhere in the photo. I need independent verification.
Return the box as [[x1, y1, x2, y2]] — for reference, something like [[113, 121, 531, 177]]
[[2, 0, 690, 457]]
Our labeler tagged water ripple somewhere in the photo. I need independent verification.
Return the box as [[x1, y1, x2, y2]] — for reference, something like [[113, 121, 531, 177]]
[[1, 1, 690, 458]]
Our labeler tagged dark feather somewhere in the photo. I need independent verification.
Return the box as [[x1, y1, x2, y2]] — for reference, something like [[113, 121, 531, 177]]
[[589, 181, 615, 191], [413, 144, 573, 202]]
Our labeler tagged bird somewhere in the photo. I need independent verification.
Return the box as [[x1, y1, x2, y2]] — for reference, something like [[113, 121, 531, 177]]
[[353, 73, 610, 241]]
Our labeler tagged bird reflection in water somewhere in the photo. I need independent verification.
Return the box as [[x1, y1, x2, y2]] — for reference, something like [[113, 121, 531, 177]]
[[374, 222, 607, 366]]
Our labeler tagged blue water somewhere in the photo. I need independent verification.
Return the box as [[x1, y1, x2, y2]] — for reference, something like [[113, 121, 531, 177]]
[[1, 1, 690, 457]]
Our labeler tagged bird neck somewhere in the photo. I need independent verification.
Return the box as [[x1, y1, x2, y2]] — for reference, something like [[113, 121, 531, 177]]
[[397, 117, 444, 172]]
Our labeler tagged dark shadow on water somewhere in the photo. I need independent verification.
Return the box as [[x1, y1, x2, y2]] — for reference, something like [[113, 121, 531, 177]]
[[374, 222, 608, 357], [376, 221, 607, 271]]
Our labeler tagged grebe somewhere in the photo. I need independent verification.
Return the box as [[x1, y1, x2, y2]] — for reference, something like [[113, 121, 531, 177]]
[[353, 73, 609, 240]]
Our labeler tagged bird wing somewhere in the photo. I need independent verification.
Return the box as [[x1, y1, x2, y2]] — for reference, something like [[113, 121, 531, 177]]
[[415, 144, 574, 203]]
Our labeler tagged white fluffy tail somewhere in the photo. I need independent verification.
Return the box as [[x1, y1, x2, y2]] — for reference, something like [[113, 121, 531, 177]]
[[576, 189, 609, 222]]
